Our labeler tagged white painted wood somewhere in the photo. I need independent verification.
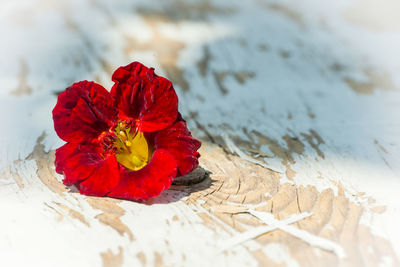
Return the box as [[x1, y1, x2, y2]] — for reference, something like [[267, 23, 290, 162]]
[[1, 0, 400, 266]]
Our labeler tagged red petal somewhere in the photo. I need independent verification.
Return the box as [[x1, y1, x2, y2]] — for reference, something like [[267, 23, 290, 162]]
[[155, 117, 201, 176], [108, 149, 177, 201], [55, 143, 93, 185], [55, 143, 120, 196], [110, 62, 178, 132], [78, 155, 120, 196], [53, 81, 117, 143]]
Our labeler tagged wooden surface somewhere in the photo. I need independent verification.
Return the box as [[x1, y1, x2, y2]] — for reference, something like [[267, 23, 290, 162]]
[[1, 0, 400, 266]]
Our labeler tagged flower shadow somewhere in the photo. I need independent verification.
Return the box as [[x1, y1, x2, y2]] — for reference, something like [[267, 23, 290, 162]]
[[60, 165, 213, 204], [142, 166, 215, 205]]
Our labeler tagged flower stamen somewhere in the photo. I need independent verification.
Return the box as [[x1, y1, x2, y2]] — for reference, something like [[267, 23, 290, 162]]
[[119, 131, 127, 141], [114, 122, 149, 171]]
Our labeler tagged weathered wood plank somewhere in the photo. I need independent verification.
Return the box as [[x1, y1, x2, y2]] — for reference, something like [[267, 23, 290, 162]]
[[1, 0, 400, 266]]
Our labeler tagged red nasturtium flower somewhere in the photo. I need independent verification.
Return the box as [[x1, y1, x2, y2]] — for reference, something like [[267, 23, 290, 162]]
[[53, 62, 201, 201]]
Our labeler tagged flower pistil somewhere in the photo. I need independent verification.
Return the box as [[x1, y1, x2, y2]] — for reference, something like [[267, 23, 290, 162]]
[[114, 122, 150, 171]]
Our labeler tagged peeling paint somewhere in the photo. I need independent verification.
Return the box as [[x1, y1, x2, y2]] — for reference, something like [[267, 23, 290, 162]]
[[197, 46, 211, 77], [344, 70, 397, 94], [253, 131, 304, 165], [267, 3, 304, 26], [56, 202, 90, 226], [100, 247, 123, 267], [136, 252, 146, 265], [87, 197, 134, 241], [26, 133, 67, 194], [10, 60, 31, 96]]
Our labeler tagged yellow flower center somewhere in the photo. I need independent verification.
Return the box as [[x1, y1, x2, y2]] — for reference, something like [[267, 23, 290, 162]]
[[114, 122, 149, 171]]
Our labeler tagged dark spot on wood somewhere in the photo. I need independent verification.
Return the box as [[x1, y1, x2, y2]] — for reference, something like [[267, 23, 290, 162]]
[[172, 166, 209, 186]]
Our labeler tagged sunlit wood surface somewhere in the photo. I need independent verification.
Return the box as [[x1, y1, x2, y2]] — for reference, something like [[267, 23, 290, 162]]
[[1, 0, 400, 266]]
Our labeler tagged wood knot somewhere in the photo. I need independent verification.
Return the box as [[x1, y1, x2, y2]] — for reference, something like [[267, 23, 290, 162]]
[[172, 166, 208, 186]]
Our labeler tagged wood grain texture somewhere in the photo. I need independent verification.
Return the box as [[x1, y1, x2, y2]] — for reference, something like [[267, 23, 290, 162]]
[[1, 0, 400, 266]]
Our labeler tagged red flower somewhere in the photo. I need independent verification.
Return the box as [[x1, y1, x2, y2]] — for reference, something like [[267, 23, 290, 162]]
[[53, 62, 201, 201]]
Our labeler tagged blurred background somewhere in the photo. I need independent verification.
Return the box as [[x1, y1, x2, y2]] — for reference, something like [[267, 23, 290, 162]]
[[1, 0, 400, 266]]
